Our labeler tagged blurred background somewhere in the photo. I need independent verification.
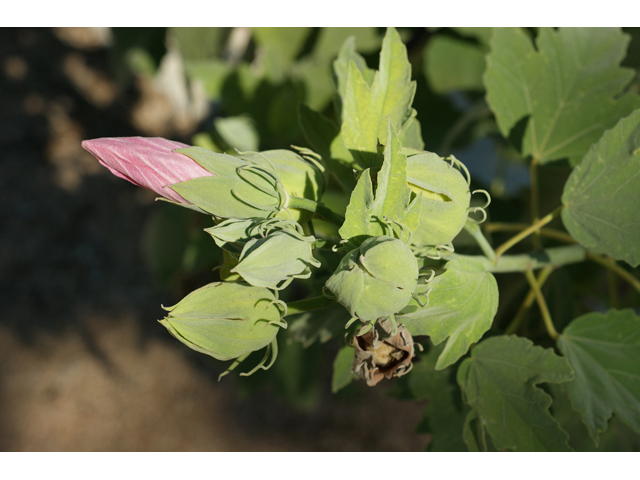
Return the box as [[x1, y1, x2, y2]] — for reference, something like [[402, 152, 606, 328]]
[[1, 27, 639, 451]]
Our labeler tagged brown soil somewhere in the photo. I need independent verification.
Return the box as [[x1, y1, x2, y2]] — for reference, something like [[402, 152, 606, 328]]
[[0, 28, 427, 451]]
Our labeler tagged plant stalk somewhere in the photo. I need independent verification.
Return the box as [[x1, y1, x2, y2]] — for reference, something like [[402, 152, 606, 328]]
[[504, 266, 554, 335], [524, 269, 558, 340], [444, 244, 586, 273], [287, 196, 345, 227], [494, 206, 563, 259], [485, 223, 575, 244], [586, 252, 640, 296], [464, 221, 496, 261], [285, 295, 335, 317], [530, 157, 542, 250]]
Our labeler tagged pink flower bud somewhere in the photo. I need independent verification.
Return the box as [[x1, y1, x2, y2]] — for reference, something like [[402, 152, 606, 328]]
[[82, 137, 214, 204]]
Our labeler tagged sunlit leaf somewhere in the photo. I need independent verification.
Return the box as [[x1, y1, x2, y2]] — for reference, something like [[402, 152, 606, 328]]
[[485, 27, 640, 165], [398, 257, 498, 370], [342, 27, 417, 168]]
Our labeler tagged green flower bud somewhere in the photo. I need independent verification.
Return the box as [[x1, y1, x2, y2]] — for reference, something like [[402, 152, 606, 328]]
[[170, 147, 285, 219], [407, 152, 471, 247], [325, 236, 419, 322], [232, 224, 320, 289], [239, 149, 325, 223], [159, 282, 283, 361]]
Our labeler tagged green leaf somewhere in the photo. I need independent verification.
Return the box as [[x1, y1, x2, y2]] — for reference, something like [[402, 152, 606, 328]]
[[561, 109, 640, 266], [341, 27, 417, 169], [338, 121, 417, 247], [333, 36, 375, 108], [297, 104, 357, 192], [332, 345, 357, 393], [484, 27, 640, 165], [214, 116, 259, 152], [315, 28, 381, 62], [457, 335, 574, 451], [425, 36, 487, 93], [397, 257, 498, 370], [252, 27, 311, 81], [557, 309, 640, 444], [288, 302, 351, 348], [407, 343, 468, 451]]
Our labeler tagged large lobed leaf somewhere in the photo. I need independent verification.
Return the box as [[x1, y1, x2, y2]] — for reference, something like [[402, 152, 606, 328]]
[[557, 309, 640, 444], [342, 27, 418, 168], [397, 257, 498, 370], [561, 109, 640, 266], [484, 28, 640, 165], [457, 335, 574, 451]]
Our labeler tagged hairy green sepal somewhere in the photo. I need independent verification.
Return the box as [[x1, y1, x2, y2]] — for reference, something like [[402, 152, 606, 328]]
[[407, 151, 471, 247], [325, 235, 418, 322], [159, 282, 282, 361]]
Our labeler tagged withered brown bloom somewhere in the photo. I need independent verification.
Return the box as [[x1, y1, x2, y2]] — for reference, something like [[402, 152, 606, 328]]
[[352, 317, 418, 386]]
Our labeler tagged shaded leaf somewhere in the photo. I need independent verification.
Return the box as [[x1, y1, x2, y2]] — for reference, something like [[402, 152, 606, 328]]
[[407, 343, 468, 451], [485, 27, 640, 165], [297, 104, 357, 192], [332, 345, 357, 393], [398, 257, 498, 370], [561, 109, 640, 266], [425, 36, 487, 93], [557, 309, 640, 444], [457, 335, 574, 451]]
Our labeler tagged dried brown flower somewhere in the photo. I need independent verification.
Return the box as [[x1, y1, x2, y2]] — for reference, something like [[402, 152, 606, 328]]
[[352, 317, 418, 386]]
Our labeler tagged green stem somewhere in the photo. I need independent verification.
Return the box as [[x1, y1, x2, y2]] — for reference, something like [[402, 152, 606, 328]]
[[505, 266, 554, 335], [485, 222, 575, 244], [287, 196, 345, 227], [494, 206, 563, 259], [443, 244, 586, 273], [530, 157, 542, 250], [464, 221, 496, 261], [524, 269, 558, 340], [586, 252, 640, 296], [285, 295, 335, 317]]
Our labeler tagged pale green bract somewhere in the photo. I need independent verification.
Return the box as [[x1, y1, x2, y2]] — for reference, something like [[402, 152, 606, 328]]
[[406, 151, 471, 247], [324, 235, 419, 323], [170, 146, 324, 222], [232, 227, 320, 290], [159, 282, 283, 362]]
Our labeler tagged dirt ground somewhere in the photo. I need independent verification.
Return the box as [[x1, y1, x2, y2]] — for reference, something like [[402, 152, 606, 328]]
[[0, 27, 427, 451]]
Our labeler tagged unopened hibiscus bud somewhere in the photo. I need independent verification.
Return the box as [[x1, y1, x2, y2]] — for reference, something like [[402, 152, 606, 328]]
[[407, 152, 471, 247], [159, 282, 284, 362], [232, 224, 320, 289], [238, 150, 325, 223], [352, 317, 417, 386], [325, 236, 418, 322], [82, 137, 214, 205]]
